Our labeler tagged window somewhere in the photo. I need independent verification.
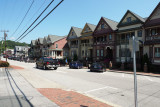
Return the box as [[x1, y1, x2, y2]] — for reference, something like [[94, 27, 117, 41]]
[[85, 27, 89, 32], [155, 47, 160, 58], [109, 34, 112, 40], [101, 23, 104, 29], [97, 50, 100, 56], [137, 30, 142, 37], [56, 44, 58, 48], [151, 29, 157, 35], [82, 50, 84, 56], [72, 31, 74, 36], [101, 50, 103, 56], [85, 50, 88, 56], [119, 48, 131, 57], [127, 17, 131, 22]]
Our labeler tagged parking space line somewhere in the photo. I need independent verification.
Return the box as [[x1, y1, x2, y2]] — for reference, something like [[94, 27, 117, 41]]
[[85, 86, 118, 93], [145, 76, 153, 81]]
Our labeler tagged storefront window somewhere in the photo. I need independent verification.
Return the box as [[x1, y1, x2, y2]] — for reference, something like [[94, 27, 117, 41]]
[[155, 47, 160, 58], [101, 50, 103, 56]]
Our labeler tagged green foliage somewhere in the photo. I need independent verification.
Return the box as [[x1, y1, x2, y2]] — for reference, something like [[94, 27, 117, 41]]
[[0, 40, 29, 54], [0, 61, 10, 67], [73, 54, 78, 61]]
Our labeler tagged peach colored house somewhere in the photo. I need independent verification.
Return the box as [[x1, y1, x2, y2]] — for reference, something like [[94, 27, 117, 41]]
[[47, 35, 67, 59]]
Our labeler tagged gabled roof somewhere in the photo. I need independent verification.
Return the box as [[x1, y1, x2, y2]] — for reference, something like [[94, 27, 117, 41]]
[[86, 23, 96, 31], [38, 38, 44, 44], [63, 42, 69, 49], [102, 17, 118, 30], [31, 40, 36, 46], [48, 35, 66, 43], [144, 2, 160, 26], [72, 27, 82, 37], [117, 10, 145, 27], [67, 27, 82, 40]]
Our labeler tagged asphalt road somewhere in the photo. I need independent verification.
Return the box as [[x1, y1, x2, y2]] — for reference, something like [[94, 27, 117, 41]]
[[5, 58, 160, 107]]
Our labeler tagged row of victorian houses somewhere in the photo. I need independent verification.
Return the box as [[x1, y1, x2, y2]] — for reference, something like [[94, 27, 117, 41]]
[[30, 2, 160, 67]]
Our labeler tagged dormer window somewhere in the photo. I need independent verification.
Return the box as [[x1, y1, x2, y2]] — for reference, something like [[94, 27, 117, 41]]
[[85, 28, 89, 32], [72, 31, 74, 36], [127, 17, 131, 22], [101, 23, 104, 29]]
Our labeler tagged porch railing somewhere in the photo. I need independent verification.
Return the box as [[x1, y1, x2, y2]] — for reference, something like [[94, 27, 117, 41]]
[[146, 34, 160, 41]]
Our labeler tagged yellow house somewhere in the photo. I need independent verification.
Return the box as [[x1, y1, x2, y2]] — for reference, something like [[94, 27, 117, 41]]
[[67, 27, 82, 60], [79, 23, 96, 60]]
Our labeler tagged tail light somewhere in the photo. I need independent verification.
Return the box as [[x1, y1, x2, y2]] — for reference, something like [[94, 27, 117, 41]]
[[46, 62, 49, 65]]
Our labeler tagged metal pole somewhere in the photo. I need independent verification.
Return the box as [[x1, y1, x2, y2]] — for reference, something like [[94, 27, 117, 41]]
[[4, 32, 7, 62], [133, 36, 138, 107], [0, 38, 3, 60]]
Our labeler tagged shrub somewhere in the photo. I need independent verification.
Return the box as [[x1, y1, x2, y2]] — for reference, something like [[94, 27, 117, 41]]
[[0, 61, 10, 67], [114, 62, 122, 69]]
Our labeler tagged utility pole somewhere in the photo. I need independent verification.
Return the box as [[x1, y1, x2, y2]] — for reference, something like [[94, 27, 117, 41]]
[[1, 30, 9, 61], [0, 37, 3, 60]]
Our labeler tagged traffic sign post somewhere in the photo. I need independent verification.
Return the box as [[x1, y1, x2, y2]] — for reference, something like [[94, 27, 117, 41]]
[[133, 36, 138, 107]]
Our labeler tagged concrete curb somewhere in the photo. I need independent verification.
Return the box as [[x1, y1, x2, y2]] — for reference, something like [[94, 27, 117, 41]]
[[107, 70, 160, 78]]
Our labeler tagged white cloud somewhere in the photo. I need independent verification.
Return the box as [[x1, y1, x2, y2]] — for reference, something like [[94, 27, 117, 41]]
[[9, 37, 15, 40]]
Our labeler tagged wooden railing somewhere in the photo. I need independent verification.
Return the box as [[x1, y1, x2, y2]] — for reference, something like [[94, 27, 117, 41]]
[[146, 34, 160, 41]]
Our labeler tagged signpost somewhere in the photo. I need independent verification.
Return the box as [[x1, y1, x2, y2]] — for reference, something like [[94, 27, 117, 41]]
[[132, 36, 138, 107]]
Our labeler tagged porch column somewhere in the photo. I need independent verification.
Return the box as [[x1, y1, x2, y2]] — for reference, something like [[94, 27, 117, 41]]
[[54, 51, 56, 59], [52, 51, 53, 57]]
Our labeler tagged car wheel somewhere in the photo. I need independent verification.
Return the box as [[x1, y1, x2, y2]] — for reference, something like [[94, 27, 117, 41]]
[[54, 67, 57, 70], [43, 65, 47, 70], [77, 66, 80, 69], [103, 68, 106, 72], [36, 64, 38, 68]]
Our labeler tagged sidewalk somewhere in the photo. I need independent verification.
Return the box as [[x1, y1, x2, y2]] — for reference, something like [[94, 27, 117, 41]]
[[0, 67, 59, 107], [108, 69, 160, 77]]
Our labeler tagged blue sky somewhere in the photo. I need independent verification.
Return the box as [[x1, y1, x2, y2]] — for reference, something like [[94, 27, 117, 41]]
[[0, 0, 159, 43]]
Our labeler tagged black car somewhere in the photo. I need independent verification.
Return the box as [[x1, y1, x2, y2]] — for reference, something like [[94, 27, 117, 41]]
[[90, 62, 106, 72], [36, 57, 60, 70]]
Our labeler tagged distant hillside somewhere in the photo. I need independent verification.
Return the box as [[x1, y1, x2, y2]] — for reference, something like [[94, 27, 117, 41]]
[[5, 40, 29, 49], [0, 40, 29, 53]]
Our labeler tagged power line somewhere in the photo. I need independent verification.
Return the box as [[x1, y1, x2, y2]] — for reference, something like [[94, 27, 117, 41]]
[[17, 0, 64, 42], [15, 0, 54, 41], [11, 0, 34, 37], [16, 0, 47, 37]]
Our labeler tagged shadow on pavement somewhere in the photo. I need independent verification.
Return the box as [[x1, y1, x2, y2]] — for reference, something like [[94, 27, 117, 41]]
[[5, 68, 34, 107]]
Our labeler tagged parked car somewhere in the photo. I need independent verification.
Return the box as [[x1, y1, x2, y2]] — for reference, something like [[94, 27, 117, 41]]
[[8, 56, 12, 59], [69, 61, 83, 69], [90, 62, 106, 72], [36, 57, 60, 70]]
